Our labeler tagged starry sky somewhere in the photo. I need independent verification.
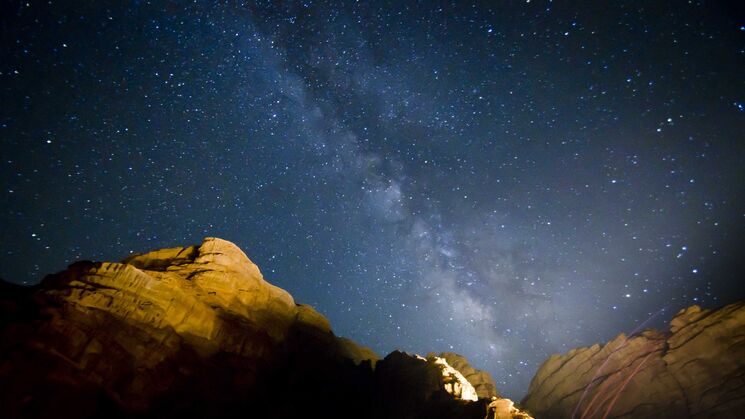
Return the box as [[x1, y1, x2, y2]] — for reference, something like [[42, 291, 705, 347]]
[[2, 1, 744, 398]]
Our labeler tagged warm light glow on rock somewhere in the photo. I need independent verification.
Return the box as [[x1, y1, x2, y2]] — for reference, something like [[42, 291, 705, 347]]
[[430, 356, 479, 401], [487, 397, 534, 419]]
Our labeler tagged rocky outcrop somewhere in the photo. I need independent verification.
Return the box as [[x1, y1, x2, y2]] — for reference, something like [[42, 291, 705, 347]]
[[522, 301, 745, 418], [486, 398, 534, 419], [0, 237, 516, 419], [13, 236, 740, 418], [374, 351, 531, 419], [437, 352, 499, 400], [375, 351, 477, 403], [0, 237, 383, 418]]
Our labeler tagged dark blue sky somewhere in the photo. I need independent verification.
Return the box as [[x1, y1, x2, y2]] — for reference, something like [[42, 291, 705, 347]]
[[2, 1, 744, 398]]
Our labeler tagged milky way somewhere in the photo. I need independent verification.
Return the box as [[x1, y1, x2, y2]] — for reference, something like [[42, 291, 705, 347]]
[[2, 1, 744, 397]]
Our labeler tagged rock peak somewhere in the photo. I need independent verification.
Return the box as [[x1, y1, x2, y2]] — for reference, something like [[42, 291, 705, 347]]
[[2, 238, 524, 419], [122, 237, 259, 274]]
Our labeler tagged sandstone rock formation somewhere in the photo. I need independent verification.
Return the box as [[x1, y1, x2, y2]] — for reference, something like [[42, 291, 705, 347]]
[[522, 301, 745, 418], [437, 351, 499, 399], [373, 350, 531, 419], [0, 237, 383, 418], [486, 398, 534, 419], [10, 236, 738, 418], [374, 351, 478, 403], [0, 237, 517, 419]]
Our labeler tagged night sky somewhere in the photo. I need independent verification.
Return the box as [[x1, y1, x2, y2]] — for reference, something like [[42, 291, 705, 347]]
[[2, 1, 744, 398]]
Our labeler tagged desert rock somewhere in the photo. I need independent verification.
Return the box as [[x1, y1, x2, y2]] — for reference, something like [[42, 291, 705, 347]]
[[521, 301, 745, 418], [0, 237, 505, 419]]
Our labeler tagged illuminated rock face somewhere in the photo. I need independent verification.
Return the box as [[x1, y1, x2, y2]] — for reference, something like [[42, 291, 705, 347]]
[[0, 238, 380, 417], [374, 351, 480, 402], [438, 352, 499, 399], [3, 237, 740, 418], [0, 237, 512, 419], [37, 237, 343, 366], [372, 350, 533, 418], [486, 398, 534, 419], [43, 237, 312, 352], [522, 301, 745, 419], [431, 355, 479, 402]]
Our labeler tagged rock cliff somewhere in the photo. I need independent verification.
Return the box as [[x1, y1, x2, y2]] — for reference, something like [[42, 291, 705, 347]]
[[5, 236, 740, 418], [437, 351, 500, 400], [522, 301, 745, 418], [0, 237, 526, 419]]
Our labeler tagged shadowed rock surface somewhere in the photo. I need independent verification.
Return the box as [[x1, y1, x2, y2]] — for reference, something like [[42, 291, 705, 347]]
[[0, 237, 528, 419], [6, 236, 740, 418], [522, 301, 745, 418]]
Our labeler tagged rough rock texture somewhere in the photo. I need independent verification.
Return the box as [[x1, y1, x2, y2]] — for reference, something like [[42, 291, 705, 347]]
[[486, 398, 534, 419], [437, 352, 499, 399], [522, 301, 745, 419], [373, 350, 530, 419], [0, 238, 383, 418], [0, 237, 513, 419], [375, 351, 477, 403]]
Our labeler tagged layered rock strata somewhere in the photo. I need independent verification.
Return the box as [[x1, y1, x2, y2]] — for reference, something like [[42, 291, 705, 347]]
[[0, 237, 523, 419], [522, 301, 745, 418]]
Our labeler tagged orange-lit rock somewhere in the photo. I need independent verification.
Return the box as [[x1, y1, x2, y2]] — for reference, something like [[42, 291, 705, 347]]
[[0, 237, 494, 419], [437, 351, 499, 399], [0, 238, 379, 417], [37, 237, 342, 360], [6, 236, 738, 418]]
